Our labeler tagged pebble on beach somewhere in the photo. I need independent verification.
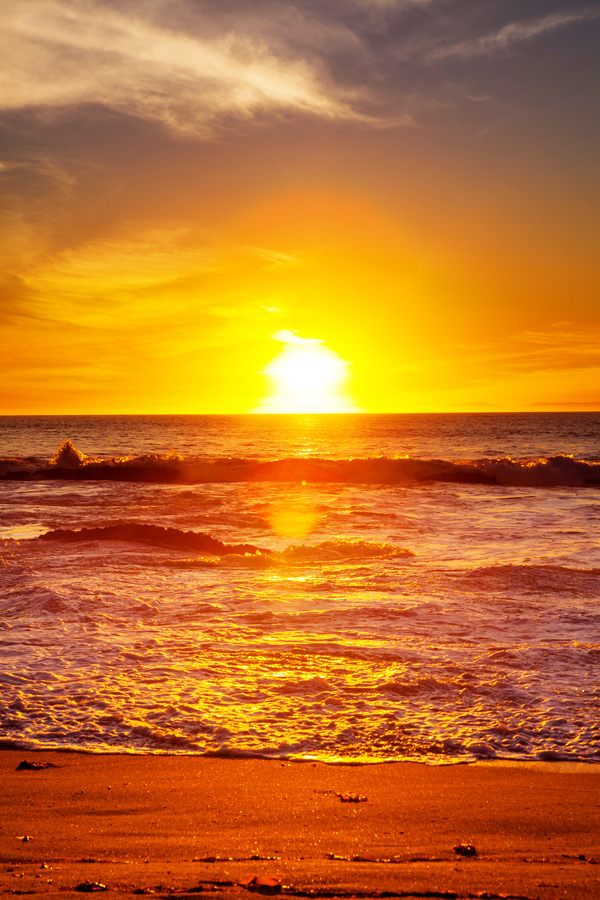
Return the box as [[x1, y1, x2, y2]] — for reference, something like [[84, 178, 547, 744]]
[[241, 875, 283, 894], [454, 843, 478, 857]]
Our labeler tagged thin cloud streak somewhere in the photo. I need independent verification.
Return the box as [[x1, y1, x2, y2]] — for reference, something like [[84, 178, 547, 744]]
[[6, 223, 298, 335], [429, 9, 599, 62], [450, 325, 600, 376], [1, 0, 365, 137]]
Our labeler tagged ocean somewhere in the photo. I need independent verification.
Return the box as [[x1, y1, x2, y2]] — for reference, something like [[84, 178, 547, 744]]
[[1, 412, 599, 764]]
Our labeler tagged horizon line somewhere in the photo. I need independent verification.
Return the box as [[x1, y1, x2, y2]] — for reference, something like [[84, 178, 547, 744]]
[[1, 409, 599, 417]]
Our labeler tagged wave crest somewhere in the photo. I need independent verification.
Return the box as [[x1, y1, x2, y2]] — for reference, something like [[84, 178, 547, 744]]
[[51, 440, 183, 470], [282, 539, 415, 562], [51, 440, 88, 468]]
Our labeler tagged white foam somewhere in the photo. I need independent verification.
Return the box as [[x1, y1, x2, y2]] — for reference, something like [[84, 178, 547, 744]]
[[0, 524, 49, 539]]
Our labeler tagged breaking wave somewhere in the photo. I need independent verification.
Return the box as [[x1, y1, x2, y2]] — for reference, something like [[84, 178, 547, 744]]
[[31, 524, 414, 567], [281, 539, 415, 562], [1, 442, 599, 487], [36, 522, 269, 556]]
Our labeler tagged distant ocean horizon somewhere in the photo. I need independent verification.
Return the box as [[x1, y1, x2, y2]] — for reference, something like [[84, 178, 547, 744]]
[[1, 411, 599, 764], [2, 410, 600, 460]]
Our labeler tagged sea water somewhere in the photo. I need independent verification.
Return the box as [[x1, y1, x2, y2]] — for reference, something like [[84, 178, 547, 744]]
[[1, 413, 599, 763]]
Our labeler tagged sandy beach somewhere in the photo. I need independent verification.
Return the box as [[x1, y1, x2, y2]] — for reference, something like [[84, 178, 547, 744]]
[[1, 751, 598, 898]]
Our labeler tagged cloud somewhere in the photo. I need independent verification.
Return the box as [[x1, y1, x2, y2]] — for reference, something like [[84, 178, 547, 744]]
[[245, 247, 298, 269], [5, 1, 589, 144], [273, 329, 321, 345], [510, 324, 600, 371], [428, 9, 599, 62], [14, 226, 224, 327], [0, 150, 106, 283], [349, 0, 435, 8], [448, 324, 600, 377], [1, 0, 368, 137], [5, 224, 301, 349]]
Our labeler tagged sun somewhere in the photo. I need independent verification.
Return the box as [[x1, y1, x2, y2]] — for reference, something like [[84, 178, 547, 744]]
[[256, 330, 359, 413]]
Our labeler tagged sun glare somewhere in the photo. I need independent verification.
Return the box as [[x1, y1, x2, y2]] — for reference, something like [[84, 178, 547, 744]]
[[268, 494, 319, 538], [257, 330, 358, 414]]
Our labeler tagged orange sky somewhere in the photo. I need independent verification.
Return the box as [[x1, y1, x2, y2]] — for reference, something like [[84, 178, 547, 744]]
[[1, 1, 599, 413]]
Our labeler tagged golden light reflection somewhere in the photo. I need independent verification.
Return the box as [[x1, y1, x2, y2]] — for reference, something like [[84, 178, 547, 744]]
[[267, 494, 319, 539], [257, 330, 359, 414]]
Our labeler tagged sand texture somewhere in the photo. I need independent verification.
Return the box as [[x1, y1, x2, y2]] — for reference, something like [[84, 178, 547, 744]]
[[1, 751, 599, 898]]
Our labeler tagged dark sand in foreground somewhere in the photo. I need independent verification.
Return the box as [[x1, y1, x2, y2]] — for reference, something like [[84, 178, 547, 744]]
[[1, 751, 599, 898]]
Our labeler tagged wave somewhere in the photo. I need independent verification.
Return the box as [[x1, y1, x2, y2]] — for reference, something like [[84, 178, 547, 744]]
[[455, 563, 600, 595], [0, 584, 72, 618], [281, 539, 414, 562], [32, 525, 414, 567], [36, 523, 270, 556], [2, 442, 599, 487]]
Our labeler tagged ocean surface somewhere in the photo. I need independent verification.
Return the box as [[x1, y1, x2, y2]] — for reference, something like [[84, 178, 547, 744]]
[[1, 412, 599, 764]]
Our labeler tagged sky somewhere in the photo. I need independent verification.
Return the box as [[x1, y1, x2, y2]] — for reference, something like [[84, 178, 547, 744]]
[[1, 0, 599, 414]]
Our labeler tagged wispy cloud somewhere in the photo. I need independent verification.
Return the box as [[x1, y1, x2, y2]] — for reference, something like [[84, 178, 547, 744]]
[[16, 227, 221, 327], [447, 324, 600, 376], [350, 0, 435, 7], [4, 1, 591, 142], [5, 223, 300, 337], [428, 10, 599, 62], [1, 0, 367, 137], [245, 247, 298, 269]]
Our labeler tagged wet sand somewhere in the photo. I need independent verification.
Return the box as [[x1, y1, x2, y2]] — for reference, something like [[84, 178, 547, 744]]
[[1, 750, 599, 898]]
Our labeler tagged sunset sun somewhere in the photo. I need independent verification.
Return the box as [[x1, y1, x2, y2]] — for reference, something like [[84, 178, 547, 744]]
[[257, 330, 358, 413]]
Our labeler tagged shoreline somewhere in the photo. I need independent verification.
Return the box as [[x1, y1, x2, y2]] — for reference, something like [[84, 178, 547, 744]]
[[2, 749, 599, 898], [2, 743, 598, 770]]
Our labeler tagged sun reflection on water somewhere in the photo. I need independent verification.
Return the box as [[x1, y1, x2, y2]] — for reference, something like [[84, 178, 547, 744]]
[[267, 494, 320, 539]]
